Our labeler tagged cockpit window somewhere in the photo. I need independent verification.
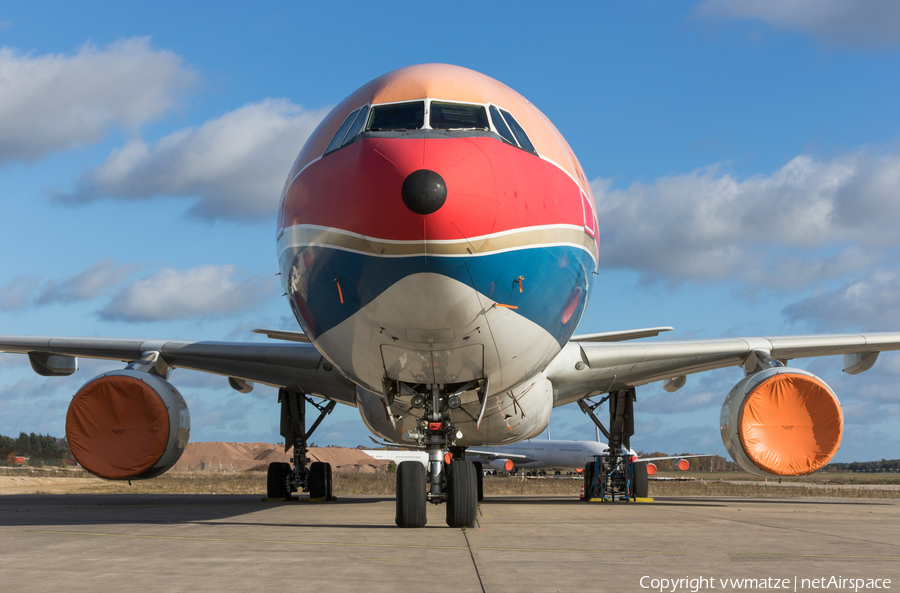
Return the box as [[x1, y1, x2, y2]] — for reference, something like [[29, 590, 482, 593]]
[[367, 101, 425, 131], [499, 109, 536, 154], [430, 102, 488, 130], [342, 106, 368, 146], [489, 106, 516, 146], [325, 108, 364, 155]]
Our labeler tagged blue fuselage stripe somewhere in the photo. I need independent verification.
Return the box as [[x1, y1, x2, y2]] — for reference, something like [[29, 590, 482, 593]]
[[279, 245, 594, 345]]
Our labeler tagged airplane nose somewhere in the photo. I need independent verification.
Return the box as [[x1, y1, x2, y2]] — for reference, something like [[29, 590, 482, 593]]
[[401, 169, 447, 215]]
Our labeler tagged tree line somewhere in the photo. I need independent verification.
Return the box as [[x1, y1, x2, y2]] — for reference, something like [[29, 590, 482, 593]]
[[0, 433, 72, 466], [638, 454, 900, 473], [822, 459, 900, 472]]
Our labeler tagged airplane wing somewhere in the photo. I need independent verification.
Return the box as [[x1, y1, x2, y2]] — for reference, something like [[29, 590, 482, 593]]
[[548, 332, 900, 406], [637, 452, 717, 463], [0, 336, 357, 405], [465, 449, 538, 463]]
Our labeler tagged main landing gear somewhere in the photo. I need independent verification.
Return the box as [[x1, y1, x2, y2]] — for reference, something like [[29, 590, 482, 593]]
[[393, 382, 485, 528], [267, 388, 336, 501], [579, 387, 649, 501]]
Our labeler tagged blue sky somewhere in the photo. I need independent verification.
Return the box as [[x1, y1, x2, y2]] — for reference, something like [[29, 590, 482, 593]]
[[1, 1, 899, 461]]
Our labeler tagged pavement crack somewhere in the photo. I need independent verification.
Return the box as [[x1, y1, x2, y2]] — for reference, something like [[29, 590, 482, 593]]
[[462, 527, 486, 593]]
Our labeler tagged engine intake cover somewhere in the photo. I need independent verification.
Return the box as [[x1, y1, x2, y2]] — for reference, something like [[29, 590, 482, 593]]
[[720, 367, 842, 477], [66, 370, 190, 480]]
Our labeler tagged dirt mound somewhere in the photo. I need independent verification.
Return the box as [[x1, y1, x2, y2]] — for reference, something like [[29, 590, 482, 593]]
[[175, 442, 390, 474]]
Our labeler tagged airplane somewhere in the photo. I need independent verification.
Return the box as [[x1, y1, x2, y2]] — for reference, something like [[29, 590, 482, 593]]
[[364, 432, 705, 475], [2, 63, 900, 529]]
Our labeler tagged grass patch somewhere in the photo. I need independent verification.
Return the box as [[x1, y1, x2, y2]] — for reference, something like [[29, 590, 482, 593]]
[[6, 469, 899, 499], [649, 480, 900, 499], [655, 470, 900, 485]]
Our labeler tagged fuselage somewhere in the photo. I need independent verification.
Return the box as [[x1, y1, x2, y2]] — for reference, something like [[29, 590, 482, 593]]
[[277, 64, 598, 446], [364, 439, 637, 472], [468, 439, 613, 470]]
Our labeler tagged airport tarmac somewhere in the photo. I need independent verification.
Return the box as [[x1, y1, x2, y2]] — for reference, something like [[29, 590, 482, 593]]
[[0, 494, 897, 592]]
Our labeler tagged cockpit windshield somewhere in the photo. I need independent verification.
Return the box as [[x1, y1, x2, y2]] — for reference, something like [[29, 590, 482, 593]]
[[430, 102, 488, 130], [366, 101, 425, 131]]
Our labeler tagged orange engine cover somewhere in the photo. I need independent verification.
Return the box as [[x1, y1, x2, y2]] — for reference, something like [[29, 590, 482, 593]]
[[720, 367, 842, 477], [66, 370, 190, 480]]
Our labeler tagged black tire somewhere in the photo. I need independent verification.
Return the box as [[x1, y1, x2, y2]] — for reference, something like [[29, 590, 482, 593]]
[[396, 461, 427, 528], [266, 462, 291, 500], [446, 460, 477, 528], [324, 462, 333, 500], [582, 462, 594, 501], [633, 461, 649, 499], [309, 461, 327, 499], [473, 462, 484, 502]]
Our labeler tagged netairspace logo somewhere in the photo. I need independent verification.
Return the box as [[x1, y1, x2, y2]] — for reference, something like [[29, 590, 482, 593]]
[[639, 576, 892, 592]]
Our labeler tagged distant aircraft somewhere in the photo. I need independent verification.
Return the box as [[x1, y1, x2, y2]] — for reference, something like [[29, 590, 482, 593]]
[[364, 431, 705, 475], [2, 64, 897, 529]]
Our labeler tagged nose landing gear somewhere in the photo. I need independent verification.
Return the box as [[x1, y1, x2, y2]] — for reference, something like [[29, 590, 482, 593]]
[[394, 382, 481, 528]]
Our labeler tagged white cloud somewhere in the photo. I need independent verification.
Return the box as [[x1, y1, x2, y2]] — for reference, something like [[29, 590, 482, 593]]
[[35, 258, 140, 305], [592, 150, 900, 288], [694, 0, 900, 50], [0, 276, 40, 310], [0, 259, 137, 310], [61, 99, 329, 220], [99, 264, 274, 322], [0, 353, 29, 370], [783, 270, 900, 330], [0, 37, 196, 162]]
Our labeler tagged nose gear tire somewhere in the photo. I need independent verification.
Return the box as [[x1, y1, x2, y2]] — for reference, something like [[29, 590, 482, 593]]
[[396, 461, 427, 528], [473, 461, 484, 502], [446, 460, 477, 528]]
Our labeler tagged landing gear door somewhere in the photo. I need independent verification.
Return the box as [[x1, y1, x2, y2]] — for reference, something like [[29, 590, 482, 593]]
[[381, 344, 484, 384]]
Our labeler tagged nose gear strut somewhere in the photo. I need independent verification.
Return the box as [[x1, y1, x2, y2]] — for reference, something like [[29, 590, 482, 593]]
[[393, 381, 482, 528]]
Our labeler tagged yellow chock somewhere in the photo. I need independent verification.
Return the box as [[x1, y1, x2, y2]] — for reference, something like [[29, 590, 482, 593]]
[[586, 497, 654, 503]]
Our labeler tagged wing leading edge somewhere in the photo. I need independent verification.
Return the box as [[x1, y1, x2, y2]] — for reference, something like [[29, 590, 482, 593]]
[[548, 332, 900, 406], [0, 336, 357, 405]]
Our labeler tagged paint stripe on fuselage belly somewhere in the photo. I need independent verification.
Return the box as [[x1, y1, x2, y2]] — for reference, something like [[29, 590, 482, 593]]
[[279, 243, 594, 344], [277, 223, 597, 260]]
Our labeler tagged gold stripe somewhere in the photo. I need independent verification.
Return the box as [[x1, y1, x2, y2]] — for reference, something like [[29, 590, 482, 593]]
[[280, 225, 598, 260]]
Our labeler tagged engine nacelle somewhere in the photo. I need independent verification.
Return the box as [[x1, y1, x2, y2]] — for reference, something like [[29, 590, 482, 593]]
[[66, 370, 191, 480], [720, 367, 842, 477], [645, 463, 657, 476], [675, 459, 690, 471], [489, 458, 514, 472]]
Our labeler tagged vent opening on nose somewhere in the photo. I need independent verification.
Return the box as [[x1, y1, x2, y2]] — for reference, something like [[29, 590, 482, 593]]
[[401, 169, 447, 215]]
